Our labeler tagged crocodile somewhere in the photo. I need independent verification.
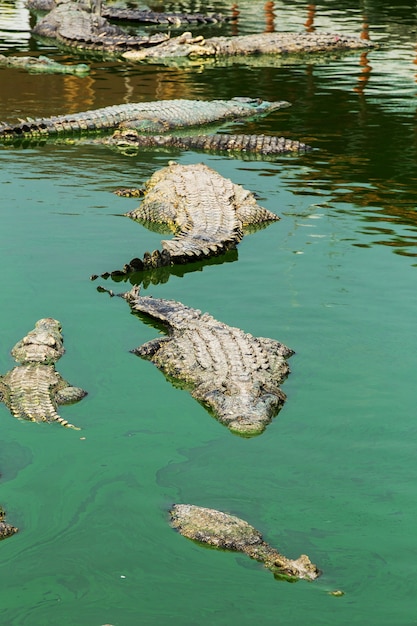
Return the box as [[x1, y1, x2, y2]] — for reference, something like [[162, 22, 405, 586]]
[[0, 53, 89, 75], [123, 29, 376, 62], [0, 97, 288, 141], [97, 162, 279, 277], [170, 504, 319, 581], [27, 0, 230, 24], [32, 2, 169, 54], [96, 128, 312, 159], [122, 286, 293, 437], [0, 506, 18, 541], [0, 318, 87, 429]]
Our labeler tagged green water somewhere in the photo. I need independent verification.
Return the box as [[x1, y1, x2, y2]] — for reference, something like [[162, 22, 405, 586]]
[[0, 1, 417, 624]]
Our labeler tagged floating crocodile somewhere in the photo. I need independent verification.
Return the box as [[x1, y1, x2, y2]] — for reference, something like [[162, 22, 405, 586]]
[[0, 318, 87, 429], [32, 2, 169, 54], [96, 128, 312, 159], [170, 504, 319, 581], [121, 286, 293, 437], [0, 53, 89, 75], [0, 97, 288, 141], [96, 162, 279, 277], [27, 0, 229, 24], [0, 506, 18, 541], [123, 29, 376, 62]]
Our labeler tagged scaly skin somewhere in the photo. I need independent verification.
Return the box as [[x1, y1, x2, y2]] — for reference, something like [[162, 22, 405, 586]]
[[170, 505, 320, 581], [0, 54, 89, 75], [0, 319, 87, 429], [123, 286, 293, 437], [98, 162, 279, 277], [0, 97, 288, 141], [98, 129, 312, 158], [0, 506, 18, 541], [123, 30, 376, 62]]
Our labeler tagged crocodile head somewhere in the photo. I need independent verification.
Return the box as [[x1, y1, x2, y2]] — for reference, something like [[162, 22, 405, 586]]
[[200, 383, 287, 437], [11, 318, 65, 365], [230, 97, 291, 114]]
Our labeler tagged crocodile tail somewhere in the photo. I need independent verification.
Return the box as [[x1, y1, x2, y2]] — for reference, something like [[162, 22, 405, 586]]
[[53, 415, 81, 430]]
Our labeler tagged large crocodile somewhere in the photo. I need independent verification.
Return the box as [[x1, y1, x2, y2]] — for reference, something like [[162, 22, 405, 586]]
[[32, 2, 169, 54], [96, 128, 312, 159], [123, 30, 376, 62], [0, 97, 288, 141], [0, 53, 89, 75], [170, 504, 319, 581], [27, 0, 229, 25], [0, 318, 87, 429], [122, 286, 293, 437], [0, 506, 18, 541], [96, 162, 279, 277]]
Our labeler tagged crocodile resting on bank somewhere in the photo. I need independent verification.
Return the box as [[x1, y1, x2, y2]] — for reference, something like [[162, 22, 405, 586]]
[[27, 0, 230, 25], [97, 162, 279, 278], [0, 318, 87, 429], [0, 506, 18, 541], [123, 29, 376, 62], [170, 504, 319, 581], [96, 128, 312, 159], [122, 286, 294, 437], [0, 97, 288, 141], [0, 53, 89, 75]]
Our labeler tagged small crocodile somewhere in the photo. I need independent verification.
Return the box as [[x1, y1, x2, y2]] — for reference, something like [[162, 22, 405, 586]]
[[0, 318, 87, 429], [0, 97, 288, 141], [0, 506, 18, 541], [122, 286, 293, 437], [123, 30, 376, 62], [170, 504, 320, 581], [97, 128, 312, 159], [97, 162, 279, 277], [0, 53, 89, 75], [27, 0, 229, 24]]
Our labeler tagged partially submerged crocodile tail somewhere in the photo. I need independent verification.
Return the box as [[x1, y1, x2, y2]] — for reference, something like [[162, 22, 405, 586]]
[[53, 415, 81, 430]]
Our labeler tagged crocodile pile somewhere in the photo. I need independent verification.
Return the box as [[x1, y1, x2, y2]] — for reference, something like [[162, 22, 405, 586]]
[[123, 30, 376, 62], [0, 318, 87, 429], [0, 97, 288, 141], [98, 128, 312, 159], [170, 504, 319, 581], [101, 162, 279, 276], [122, 285, 293, 437], [0, 53, 89, 75], [0, 506, 18, 541]]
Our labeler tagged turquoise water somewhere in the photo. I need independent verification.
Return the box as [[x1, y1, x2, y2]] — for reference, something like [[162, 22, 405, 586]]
[[0, 1, 417, 624]]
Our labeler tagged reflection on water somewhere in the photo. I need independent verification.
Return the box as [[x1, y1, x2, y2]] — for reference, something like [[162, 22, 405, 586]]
[[1, 2, 417, 626]]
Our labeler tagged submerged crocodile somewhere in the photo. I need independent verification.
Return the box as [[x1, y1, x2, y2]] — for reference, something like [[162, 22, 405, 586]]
[[0, 97, 288, 141], [27, 0, 229, 24], [0, 318, 87, 429], [122, 286, 293, 437], [97, 162, 279, 277], [0, 506, 18, 541], [170, 504, 319, 581], [123, 30, 376, 62], [0, 53, 89, 75], [97, 128, 312, 159]]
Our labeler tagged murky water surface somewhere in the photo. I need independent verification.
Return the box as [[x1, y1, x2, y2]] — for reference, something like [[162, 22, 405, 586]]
[[0, 1, 416, 624]]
